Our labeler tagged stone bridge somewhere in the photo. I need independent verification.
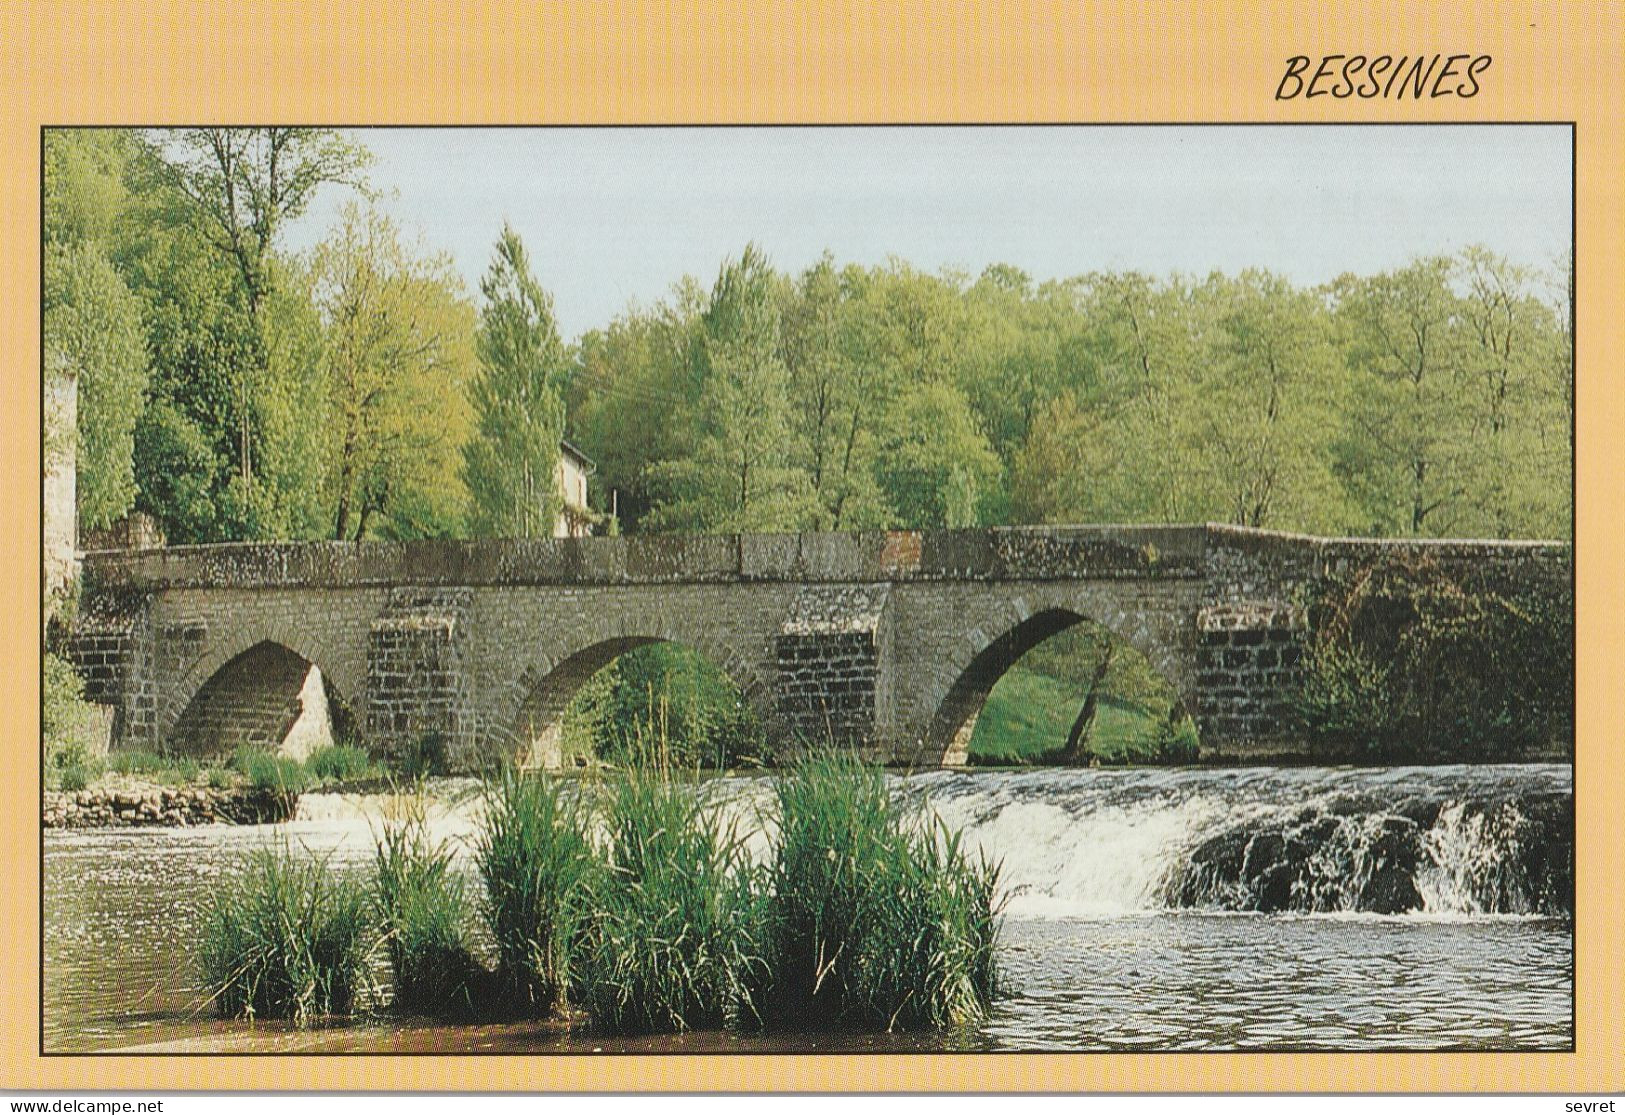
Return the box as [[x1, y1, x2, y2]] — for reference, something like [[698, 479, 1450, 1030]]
[[68, 524, 1571, 768]]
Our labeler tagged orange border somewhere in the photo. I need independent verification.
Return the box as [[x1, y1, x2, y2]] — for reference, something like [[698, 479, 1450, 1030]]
[[3, 0, 1621, 1093]]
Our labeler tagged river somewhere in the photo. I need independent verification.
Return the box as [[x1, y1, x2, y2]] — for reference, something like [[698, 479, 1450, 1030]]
[[42, 763, 1572, 1053]]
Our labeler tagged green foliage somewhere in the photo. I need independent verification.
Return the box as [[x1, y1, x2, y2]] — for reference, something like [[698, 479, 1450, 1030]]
[[966, 667, 1177, 766], [576, 643, 767, 770], [463, 225, 569, 539], [107, 749, 201, 785], [372, 794, 485, 1018], [749, 752, 1002, 1031], [108, 749, 172, 775], [230, 746, 313, 795], [57, 763, 94, 794], [875, 381, 1003, 528], [1293, 557, 1574, 759], [199, 842, 373, 1024], [44, 651, 99, 788], [579, 769, 763, 1034], [44, 241, 149, 531], [475, 768, 599, 1017], [398, 733, 451, 780], [312, 204, 476, 540], [645, 245, 815, 532], [47, 123, 1570, 560], [304, 745, 377, 784], [964, 622, 1194, 767]]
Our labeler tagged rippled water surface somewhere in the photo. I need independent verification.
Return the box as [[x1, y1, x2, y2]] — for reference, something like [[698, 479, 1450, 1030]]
[[43, 765, 1572, 1053]]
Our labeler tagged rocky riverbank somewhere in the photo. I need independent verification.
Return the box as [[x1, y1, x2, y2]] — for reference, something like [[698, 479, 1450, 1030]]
[[42, 778, 297, 828]]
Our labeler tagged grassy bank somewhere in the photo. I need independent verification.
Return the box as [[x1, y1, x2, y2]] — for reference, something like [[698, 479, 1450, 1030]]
[[47, 743, 385, 796], [968, 665, 1190, 766]]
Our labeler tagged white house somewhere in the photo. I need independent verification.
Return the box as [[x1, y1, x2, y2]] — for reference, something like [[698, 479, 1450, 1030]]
[[555, 439, 597, 538]]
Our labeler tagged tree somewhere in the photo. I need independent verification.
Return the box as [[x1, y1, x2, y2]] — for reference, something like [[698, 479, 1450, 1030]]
[[43, 242, 148, 532], [147, 128, 370, 496], [1178, 271, 1351, 532], [312, 205, 477, 539], [645, 245, 813, 532], [1453, 246, 1571, 537], [1332, 258, 1474, 536], [462, 225, 570, 538], [781, 255, 892, 529], [874, 381, 1002, 528], [567, 280, 709, 530]]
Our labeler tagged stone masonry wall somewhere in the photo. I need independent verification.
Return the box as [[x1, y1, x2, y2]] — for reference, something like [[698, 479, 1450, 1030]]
[[75, 525, 1572, 768], [1194, 526, 1572, 760], [775, 585, 891, 745], [366, 589, 473, 766], [68, 592, 156, 747]]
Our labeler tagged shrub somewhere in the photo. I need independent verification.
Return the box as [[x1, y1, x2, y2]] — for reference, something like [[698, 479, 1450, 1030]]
[[570, 644, 768, 770], [110, 750, 169, 776], [1292, 557, 1574, 760], [373, 794, 487, 1018], [306, 744, 377, 784], [105, 749, 200, 784], [44, 651, 100, 788], [749, 752, 1003, 1031], [579, 769, 763, 1034], [1152, 714, 1200, 764], [57, 762, 93, 793], [475, 767, 598, 1017], [198, 843, 372, 1024]]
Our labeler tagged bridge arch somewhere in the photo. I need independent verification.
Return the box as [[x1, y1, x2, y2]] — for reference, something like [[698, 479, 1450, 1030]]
[[487, 618, 779, 769], [160, 636, 358, 759], [918, 599, 1195, 767]]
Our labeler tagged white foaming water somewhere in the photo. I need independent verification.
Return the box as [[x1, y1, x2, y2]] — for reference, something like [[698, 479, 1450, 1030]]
[[1417, 799, 1536, 915], [929, 795, 1223, 918], [285, 764, 1570, 920]]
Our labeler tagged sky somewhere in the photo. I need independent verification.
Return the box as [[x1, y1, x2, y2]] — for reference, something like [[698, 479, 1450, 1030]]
[[286, 125, 1572, 341]]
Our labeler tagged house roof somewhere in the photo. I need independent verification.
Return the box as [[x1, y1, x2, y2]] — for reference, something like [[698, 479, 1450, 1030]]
[[560, 439, 596, 471]]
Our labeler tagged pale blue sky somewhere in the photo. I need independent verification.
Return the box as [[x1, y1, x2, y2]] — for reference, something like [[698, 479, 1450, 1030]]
[[287, 125, 1571, 341]]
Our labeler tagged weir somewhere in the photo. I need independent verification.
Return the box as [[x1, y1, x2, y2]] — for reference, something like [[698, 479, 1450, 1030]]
[[68, 524, 1572, 770]]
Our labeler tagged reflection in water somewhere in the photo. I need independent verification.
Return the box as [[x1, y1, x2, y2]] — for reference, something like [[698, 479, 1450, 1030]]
[[44, 766, 1572, 1053]]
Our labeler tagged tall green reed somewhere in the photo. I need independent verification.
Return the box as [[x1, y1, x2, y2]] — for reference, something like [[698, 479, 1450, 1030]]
[[475, 766, 598, 1017], [372, 789, 487, 1018], [198, 841, 373, 1024], [750, 751, 1003, 1031], [580, 764, 765, 1034]]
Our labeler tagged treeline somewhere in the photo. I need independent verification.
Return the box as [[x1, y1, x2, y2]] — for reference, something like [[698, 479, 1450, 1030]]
[[47, 127, 1572, 552], [576, 248, 1571, 541]]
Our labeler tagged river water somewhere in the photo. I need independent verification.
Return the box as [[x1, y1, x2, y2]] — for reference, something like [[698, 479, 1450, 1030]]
[[42, 764, 1572, 1053]]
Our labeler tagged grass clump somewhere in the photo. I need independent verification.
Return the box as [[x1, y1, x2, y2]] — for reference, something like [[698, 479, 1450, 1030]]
[[306, 744, 378, 784], [109, 749, 201, 784], [750, 752, 1003, 1032], [373, 792, 487, 1018], [231, 746, 312, 795], [198, 842, 372, 1024], [56, 761, 94, 793], [580, 767, 763, 1034], [476, 767, 598, 1018]]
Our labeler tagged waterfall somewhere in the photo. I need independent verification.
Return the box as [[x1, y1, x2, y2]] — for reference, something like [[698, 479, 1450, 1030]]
[[291, 764, 1572, 921]]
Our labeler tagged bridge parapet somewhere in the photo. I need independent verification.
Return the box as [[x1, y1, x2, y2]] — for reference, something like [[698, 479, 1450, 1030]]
[[80, 524, 1211, 591]]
